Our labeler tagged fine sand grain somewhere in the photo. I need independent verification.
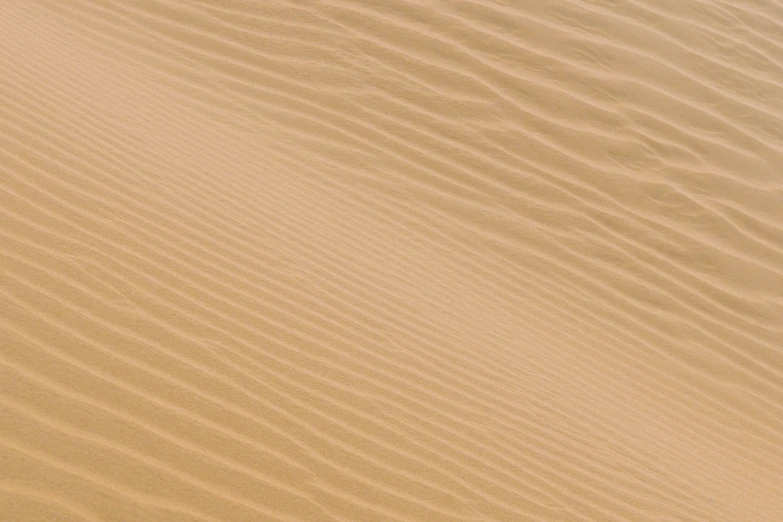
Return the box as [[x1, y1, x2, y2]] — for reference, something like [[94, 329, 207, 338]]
[[1, 0, 783, 520]]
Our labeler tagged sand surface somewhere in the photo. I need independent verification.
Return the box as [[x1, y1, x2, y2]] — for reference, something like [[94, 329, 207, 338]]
[[1, 1, 783, 520]]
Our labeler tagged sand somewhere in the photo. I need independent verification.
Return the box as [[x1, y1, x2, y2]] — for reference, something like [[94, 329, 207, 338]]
[[1, 0, 782, 520]]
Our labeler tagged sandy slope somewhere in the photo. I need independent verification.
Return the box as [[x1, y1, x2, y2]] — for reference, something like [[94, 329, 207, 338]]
[[1, 0, 782, 520]]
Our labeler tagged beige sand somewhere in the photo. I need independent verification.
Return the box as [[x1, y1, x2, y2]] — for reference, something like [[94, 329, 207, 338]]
[[1, 0, 782, 520]]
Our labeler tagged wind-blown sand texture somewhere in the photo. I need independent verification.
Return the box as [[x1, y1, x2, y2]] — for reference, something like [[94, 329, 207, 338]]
[[1, 0, 782, 520]]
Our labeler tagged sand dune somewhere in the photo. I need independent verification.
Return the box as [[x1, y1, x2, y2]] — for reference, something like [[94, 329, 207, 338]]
[[1, 0, 782, 520]]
